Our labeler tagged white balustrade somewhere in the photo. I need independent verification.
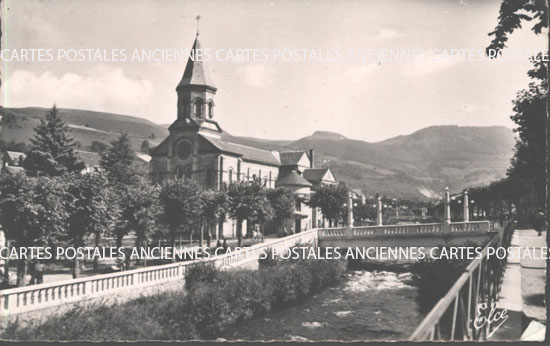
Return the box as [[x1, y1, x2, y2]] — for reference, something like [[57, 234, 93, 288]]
[[318, 221, 489, 240], [0, 229, 320, 318]]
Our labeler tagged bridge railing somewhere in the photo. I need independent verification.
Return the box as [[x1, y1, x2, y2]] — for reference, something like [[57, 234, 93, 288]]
[[318, 221, 490, 239], [0, 228, 319, 318], [409, 222, 513, 341]]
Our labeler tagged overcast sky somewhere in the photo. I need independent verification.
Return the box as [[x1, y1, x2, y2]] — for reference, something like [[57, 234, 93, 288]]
[[1, 0, 547, 142]]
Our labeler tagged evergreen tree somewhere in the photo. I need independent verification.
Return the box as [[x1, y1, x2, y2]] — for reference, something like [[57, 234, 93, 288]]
[[22, 105, 85, 176], [100, 132, 137, 185]]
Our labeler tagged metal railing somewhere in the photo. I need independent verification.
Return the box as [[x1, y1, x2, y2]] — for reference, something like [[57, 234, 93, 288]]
[[409, 222, 513, 341]]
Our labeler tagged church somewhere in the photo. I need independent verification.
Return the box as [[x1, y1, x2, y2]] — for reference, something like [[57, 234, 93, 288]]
[[149, 31, 337, 238]]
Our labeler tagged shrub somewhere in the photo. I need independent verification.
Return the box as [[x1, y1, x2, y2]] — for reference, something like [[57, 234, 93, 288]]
[[185, 262, 220, 290], [258, 247, 278, 269], [183, 282, 233, 339], [2, 255, 346, 341]]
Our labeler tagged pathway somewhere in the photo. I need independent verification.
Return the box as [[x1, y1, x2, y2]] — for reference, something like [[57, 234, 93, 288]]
[[490, 229, 546, 341]]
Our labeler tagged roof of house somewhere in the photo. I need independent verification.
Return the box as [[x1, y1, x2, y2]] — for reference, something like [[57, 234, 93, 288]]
[[276, 170, 312, 187], [200, 135, 280, 166], [279, 151, 307, 166], [6, 151, 26, 162], [136, 153, 152, 163], [75, 150, 101, 167], [4, 166, 25, 175], [177, 36, 217, 90], [303, 168, 332, 182]]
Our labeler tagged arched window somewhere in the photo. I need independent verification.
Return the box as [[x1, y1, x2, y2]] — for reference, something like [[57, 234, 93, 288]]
[[194, 99, 203, 117], [228, 169, 233, 183], [208, 101, 214, 118]]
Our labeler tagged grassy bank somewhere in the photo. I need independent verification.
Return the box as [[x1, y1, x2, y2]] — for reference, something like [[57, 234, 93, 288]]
[[2, 252, 346, 341]]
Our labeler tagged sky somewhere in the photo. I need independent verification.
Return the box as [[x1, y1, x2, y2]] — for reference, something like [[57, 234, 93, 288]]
[[1, 0, 547, 142]]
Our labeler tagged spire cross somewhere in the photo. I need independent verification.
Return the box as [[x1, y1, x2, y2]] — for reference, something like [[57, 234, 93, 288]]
[[196, 14, 201, 36]]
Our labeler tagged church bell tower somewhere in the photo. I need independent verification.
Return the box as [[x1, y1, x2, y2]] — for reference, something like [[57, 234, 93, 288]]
[[175, 18, 218, 126]]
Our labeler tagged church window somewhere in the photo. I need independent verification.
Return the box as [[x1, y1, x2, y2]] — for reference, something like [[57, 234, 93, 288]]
[[252, 174, 257, 181], [228, 169, 234, 183], [194, 99, 203, 117], [176, 139, 193, 161], [263, 177, 268, 187], [208, 101, 214, 118]]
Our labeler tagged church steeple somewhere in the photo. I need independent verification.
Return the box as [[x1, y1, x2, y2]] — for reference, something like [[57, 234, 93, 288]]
[[176, 18, 217, 121]]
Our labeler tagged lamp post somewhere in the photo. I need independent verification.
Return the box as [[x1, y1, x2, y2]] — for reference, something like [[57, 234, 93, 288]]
[[377, 197, 383, 226]]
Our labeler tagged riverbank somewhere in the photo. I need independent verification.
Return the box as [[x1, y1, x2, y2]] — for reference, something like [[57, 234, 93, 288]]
[[1, 257, 345, 341], [219, 270, 423, 341]]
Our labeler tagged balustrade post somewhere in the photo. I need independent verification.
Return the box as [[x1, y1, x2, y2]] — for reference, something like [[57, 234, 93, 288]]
[[377, 197, 383, 226], [347, 195, 354, 228], [463, 190, 469, 222], [444, 187, 451, 224]]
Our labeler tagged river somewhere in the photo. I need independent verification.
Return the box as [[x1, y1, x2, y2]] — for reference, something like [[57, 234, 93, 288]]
[[220, 270, 425, 342]]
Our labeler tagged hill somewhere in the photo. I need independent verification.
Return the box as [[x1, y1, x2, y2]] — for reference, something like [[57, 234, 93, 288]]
[[0, 107, 515, 199], [283, 125, 515, 199], [1, 107, 168, 151]]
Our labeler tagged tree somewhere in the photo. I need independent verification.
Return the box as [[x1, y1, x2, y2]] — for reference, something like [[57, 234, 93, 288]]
[[89, 140, 108, 153], [487, 1, 549, 337], [267, 187, 296, 233], [22, 105, 85, 176], [116, 183, 160, 263], [0, 172, 69, 286], [100, 132, 137, 186], [227, 181, 273, 246], [200, 190, 228, 247], [141, 140, 150, 154], [158, 178, 203, 249], [64, 172, 116, 277], [353, 202, 375, 226], [309, 183, 349, 227]]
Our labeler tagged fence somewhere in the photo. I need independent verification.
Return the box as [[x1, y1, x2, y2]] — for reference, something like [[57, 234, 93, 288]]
[[0, 228, 319, 319], [409, 221, 513, 341], [318, 221, 490, 239]]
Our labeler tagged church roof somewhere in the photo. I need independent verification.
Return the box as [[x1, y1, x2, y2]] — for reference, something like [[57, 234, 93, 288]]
[[176, 35, 216, 91], [276, 171, 312, 187], [279, 151, 307, 166], [200, 135, 280, 166]]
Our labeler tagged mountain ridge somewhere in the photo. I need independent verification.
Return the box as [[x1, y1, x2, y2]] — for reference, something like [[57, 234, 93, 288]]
[[1, 107, 515, 200]]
